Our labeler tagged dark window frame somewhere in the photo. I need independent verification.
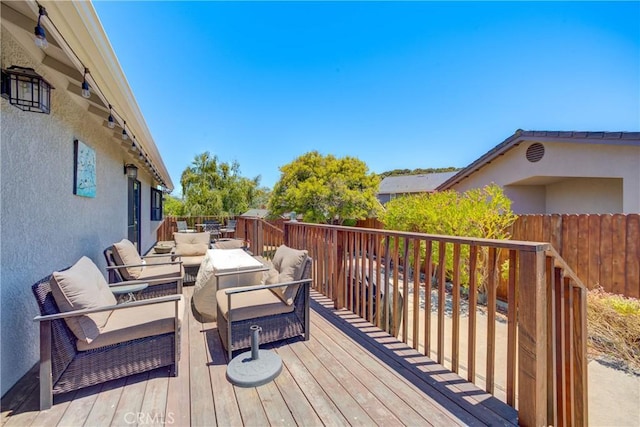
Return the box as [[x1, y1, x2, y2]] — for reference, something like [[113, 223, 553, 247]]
[[150, 187, 163, 221]]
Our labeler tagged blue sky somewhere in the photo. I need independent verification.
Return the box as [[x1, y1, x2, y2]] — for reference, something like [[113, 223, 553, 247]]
[[92, 1, 640, 194]]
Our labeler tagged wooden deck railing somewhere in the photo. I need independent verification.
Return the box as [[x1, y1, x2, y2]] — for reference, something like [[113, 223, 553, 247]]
[[277, 221, 587, 426], [157, 215, 230, 241], [236, 217, 284, 259]]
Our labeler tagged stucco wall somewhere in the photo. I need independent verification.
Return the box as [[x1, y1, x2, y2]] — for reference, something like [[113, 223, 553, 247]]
[[1, 29, 159, 395], [450, 141, 639, 214], [546, 178, 623, 214], [503, 185, 546, 214]]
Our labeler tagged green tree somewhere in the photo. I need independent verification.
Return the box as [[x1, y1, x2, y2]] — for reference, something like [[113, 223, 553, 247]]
[[180, 151, 261, 216], [163, 195, 185, 216], [269, 151, 381, 224]]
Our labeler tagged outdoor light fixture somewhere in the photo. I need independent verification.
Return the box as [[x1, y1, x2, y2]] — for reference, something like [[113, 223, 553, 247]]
[[81, 68, 90, 98], [131, 142, 137, 151], [107, 104, 115, 128], [1, 66, 53, 114], [124, 164, 138, 179], [122, 121, 128, 140], [34, 5, 48, 49]]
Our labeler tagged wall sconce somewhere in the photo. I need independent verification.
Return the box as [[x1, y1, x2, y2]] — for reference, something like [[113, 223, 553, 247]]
[[1, 66, 54, 114], [107, 104, 115, 128], [34, 5, 48, 49], [81, 68, 91, 98], [124, 164, 138, 179]]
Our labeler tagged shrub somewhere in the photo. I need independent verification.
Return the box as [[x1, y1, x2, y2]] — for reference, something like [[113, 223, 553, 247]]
[[587, 288, 640, 370], [379, 183, 517, 291]]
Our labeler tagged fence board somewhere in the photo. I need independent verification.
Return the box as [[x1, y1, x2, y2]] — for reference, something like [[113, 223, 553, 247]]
[[626, 215, 640, 298], [576, 215, 590, 284], [587, 215, 601, 289], [611, 214, 627, 295]]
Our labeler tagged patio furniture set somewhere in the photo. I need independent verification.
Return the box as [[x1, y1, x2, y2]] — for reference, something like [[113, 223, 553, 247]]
[[32, 233, 312, 410]]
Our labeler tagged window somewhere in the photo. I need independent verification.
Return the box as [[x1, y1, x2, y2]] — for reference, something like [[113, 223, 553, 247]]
[[151, 187, 163, 221]]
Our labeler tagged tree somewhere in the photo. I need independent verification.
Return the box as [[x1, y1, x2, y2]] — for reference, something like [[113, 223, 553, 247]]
[[378, 166, 460, 179], [269, 151, 381, 224], [163, 195, 185, 216], [180, 151, 261, 216]]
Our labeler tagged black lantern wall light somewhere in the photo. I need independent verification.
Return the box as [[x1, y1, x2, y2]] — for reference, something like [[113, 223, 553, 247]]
[[1, 66, 54, 114]]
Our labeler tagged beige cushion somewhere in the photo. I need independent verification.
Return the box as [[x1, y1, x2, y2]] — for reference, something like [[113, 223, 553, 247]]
[[263, 267, 292, 304], [77, 297, 184, 351], [180, 255, 205, 268], [174, 232, 209, 257], [271, 245, 308, 305], [112, 239, 143, 279], [217, 288, 293, 322], [50, 256, 117, 343], [212, 239, 245, 250], [138, 263, 184, 280]]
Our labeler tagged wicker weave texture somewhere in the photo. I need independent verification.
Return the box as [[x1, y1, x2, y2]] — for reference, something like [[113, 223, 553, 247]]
[[32, 270, 179, 397]]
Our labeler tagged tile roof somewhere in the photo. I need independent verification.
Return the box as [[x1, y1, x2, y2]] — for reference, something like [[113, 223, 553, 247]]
[[378, 171, 459, 194], [437, 130, 640, 190]]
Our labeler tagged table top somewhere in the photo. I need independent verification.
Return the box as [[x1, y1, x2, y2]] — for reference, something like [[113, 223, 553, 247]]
[[110, 283, 149, 294], [207, 248, 264, 272]]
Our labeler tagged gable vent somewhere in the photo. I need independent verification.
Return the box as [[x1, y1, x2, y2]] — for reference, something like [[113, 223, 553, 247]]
[[526, 143, 545, 162]]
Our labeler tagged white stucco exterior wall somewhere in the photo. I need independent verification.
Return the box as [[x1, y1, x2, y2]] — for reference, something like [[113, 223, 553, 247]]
[[449, 140, 640, 214], [1, 29, 160, 395]]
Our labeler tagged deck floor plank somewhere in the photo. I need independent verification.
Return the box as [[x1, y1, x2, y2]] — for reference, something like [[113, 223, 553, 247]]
[[289, 336, 377, 426], [138, 368, 170, 426], [204, 324, 244, 427], [165, 292, 192, 427], [54, 383, 101, 427], [187, 295, 216, 427], [270, 353, 323, 426], [109, 371, 149, 427], [82, 377, 126, 427], [2, 286, 517, 426], [275, 343, 350, 426]]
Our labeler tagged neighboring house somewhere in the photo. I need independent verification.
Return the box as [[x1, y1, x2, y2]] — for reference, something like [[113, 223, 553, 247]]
[[1, 1, 173, 395], [377, 171, 458, 204], [437, 130, 640, 214], [240, 208, 270, 219]]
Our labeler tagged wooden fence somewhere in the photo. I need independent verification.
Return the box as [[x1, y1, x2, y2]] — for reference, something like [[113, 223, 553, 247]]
[[357, 214, 640, 299], [511, 214, 639, 298]]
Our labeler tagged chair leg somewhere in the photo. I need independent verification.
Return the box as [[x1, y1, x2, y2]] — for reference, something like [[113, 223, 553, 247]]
[[39, 321, 53, 410]]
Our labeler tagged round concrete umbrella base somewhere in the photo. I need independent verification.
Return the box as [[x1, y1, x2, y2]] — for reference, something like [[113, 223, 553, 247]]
[[226, 350, 283, 387]]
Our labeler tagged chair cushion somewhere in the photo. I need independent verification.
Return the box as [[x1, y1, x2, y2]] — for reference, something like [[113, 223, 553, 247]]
[[271, 245, 308, 305], [217, 288, 294, 322], [212, 238, 245, 250], [137, 262, 184, 280], [180, 255, 205, 268], [112, 239, 143, 279], [77, 296, 184, 351], [174, 232, 209, 256], [50, 256, 117, 343]]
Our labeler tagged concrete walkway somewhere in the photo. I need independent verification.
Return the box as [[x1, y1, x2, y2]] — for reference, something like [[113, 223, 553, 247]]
[[393, 286, 640, 426]]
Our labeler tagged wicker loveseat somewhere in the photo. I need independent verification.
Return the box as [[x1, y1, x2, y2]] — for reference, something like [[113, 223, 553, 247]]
[[32, 256, 183, 410], [217, 245, 312, 359]]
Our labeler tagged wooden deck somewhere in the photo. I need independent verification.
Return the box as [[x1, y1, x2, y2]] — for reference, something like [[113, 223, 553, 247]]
[[2, 287, 517, 426]]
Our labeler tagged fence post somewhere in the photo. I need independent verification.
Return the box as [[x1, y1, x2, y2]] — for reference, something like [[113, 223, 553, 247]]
[[518, 247, 548, 426], [284, 222, 290, 246]]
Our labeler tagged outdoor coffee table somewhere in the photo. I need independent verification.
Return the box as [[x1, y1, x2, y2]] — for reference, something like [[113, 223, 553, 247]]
[[192, 249, 268, 322]]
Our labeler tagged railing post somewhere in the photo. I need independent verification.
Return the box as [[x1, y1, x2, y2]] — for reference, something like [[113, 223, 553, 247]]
[[518, 248, 548, 427], [283, 222, 290, 246], [334, 229, 345, 309]]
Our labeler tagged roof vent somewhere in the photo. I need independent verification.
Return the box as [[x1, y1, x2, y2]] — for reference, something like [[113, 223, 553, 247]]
[[526, 142, 545, 162]]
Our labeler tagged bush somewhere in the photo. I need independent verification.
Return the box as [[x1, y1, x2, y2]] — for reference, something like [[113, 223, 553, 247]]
[[587, 288, 640, 371], [379, 184, 517, 291]]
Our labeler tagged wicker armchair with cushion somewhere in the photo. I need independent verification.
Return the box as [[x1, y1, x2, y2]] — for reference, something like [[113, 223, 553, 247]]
[[104, 239, 184, 297], [173, 231, 210, 283], [32, 256, 183, 410], [217, 244, 312, 359]]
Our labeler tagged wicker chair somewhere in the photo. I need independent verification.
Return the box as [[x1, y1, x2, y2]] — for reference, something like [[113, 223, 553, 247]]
[[217, 251, 312, 359], [32, 262, 182, 410], [103, 241, 183, 297]]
